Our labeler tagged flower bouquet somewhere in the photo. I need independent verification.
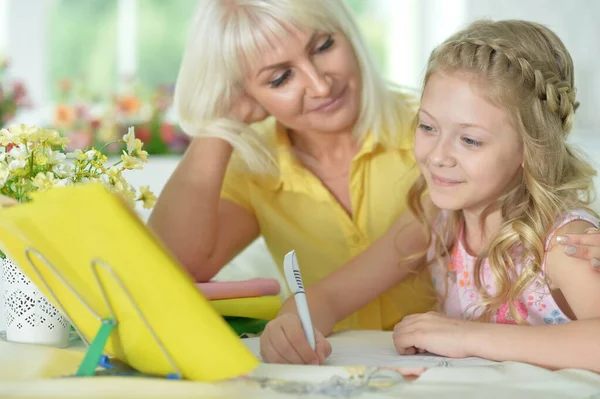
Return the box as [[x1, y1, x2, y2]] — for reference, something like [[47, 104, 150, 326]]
[[0, 123, 156, 347]]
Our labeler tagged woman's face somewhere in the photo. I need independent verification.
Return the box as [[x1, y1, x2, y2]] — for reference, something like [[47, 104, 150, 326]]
[[243, 28, 361, 135]]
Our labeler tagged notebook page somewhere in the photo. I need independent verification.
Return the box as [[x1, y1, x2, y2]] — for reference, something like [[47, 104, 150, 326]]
[[242, 330, 497, 368]]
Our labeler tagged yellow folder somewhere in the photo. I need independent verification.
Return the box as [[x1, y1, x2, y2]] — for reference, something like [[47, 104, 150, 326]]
[[0, 184, 259, 381]]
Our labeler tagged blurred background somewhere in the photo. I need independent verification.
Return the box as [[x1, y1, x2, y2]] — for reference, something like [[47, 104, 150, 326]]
[[1, 0, 598, 281]]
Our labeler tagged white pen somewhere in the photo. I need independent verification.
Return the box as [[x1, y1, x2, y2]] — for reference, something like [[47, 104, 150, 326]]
[[283, 250, 316, 350]]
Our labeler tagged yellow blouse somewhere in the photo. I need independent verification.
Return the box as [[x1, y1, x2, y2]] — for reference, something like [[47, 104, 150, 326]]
[[221, 117, 435, 331]]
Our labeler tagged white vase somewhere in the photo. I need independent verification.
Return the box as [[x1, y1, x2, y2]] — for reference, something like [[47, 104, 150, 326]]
[[1, 256, 70, 348]]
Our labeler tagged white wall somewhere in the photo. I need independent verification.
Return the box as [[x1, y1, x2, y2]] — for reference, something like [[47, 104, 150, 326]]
[[463, 0, 600, 132]]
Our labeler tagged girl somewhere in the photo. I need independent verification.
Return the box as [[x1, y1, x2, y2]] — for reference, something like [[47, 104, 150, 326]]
[[260, 20, 600, 373]]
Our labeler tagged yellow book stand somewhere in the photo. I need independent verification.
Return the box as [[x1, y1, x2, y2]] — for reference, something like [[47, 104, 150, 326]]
[[0, 184, 259, 381]]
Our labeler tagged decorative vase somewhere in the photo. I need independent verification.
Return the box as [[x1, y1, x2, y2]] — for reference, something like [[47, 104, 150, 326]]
[[1, 256, 70, 347]]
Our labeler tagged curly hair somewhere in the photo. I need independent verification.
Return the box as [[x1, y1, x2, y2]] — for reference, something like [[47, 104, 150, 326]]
[[407, 20, 597, 323]]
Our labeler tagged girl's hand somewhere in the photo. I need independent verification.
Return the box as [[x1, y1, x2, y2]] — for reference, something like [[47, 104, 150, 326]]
[[393, 312, 475, 358], [556, 227, 600, 271], [259, 313, 332, 365], [229, 91, 269, 125]]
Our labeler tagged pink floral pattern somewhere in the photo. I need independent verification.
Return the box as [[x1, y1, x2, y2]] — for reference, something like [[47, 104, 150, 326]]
[[429, 210, 598, 325], [496, 300, 529, 324]]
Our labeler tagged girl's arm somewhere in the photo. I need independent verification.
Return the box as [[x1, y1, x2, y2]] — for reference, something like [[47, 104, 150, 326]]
[[467, 318, 600, 372], [395, 219, 600, 372], [277, 196, 438, 336]]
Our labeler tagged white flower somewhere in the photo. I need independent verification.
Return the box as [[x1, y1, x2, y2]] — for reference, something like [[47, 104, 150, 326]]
[[32, 171, 59, 192], [67, 149, 83, 159], [85, 150, 95, 160], [6, 146, 28, 162], [0, 163, 9, 187], [8, 159, 26, 172], [120, 153, 143, 170], [136, 185, 157, 209], [48, 150, 67, 165], [123, 127, 137, 154], [53, 162, 74, 179], [53, 179, 73, 188], [0, 127, 22, 146]]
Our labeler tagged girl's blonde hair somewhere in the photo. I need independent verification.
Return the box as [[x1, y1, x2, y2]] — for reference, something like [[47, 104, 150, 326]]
[[175, 0, 416, 173], [408, 20, 597, 323]]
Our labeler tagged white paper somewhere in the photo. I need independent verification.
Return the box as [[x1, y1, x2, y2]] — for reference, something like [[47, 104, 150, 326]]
[[242, 330, 497, 368]]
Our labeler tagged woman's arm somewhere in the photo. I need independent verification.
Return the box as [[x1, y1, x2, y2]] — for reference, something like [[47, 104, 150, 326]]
[[148, 137, 259, 282], [555, 227, 600, 271], [148, 95, 268, 282]]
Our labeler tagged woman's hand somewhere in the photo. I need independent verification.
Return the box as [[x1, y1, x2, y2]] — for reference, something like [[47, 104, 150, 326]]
[[393, 312, 476, 358], [556, 227, 600, 271], [229, 91, 269, 125], [259, 313, 332, 365]]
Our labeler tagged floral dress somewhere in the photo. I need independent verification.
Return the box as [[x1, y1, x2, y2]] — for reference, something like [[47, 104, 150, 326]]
[[428, 210, 598, 325]]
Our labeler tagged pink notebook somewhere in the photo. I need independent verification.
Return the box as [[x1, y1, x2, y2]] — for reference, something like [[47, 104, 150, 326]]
[[196, 278, 281, 300]]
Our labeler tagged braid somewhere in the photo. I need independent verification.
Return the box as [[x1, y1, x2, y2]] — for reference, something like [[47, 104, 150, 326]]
[[440, 38, 578, 133], [415, 20, 597, 325]]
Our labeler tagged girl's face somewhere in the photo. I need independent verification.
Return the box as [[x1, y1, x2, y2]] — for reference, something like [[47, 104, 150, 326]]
[[243, 28, 361, 135], [413, 71, 524, 214]]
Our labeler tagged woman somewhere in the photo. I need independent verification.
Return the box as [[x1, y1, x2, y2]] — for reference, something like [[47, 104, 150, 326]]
[[148, 0, 600, 332], [148, 0, 433, 331]]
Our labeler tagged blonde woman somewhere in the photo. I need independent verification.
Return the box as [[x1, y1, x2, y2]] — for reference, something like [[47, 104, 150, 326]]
[[149, 0, 435, 333], [260, 20, 600, 373]]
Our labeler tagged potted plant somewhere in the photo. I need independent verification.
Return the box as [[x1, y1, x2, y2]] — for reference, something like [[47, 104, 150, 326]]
[[0, 124, 156, 347]]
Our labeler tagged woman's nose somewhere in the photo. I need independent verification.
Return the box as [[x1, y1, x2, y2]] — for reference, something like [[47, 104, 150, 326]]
[[305, 64, 332, 98]]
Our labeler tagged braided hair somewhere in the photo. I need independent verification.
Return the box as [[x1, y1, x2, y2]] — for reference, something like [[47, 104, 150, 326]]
[[406, 20, 596, 323]]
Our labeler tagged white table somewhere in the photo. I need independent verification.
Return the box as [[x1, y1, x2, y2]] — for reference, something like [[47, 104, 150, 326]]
[[1, 330, 599, 399]]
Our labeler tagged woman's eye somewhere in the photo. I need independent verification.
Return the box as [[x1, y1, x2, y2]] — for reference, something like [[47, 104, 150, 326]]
[[315, 35, 334, 53], [462, 137, 482, 147], [269, 70, 292, 88], [418, 123, 435, 133]]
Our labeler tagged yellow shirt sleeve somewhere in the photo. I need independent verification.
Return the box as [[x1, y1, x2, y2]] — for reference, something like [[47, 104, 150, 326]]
[[219, 117, 278, 213], [220, 163, 253, 213]]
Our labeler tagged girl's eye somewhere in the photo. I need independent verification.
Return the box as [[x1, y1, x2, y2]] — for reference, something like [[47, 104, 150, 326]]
[[418, 123, 435, 133], [269, 70, 292, 88], [315, 35, 335, 53], [462, 137, 482, 147]]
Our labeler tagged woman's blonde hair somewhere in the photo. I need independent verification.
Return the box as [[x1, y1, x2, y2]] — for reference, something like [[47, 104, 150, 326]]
[[407, 20, 597, 323], [175, 0, 416, 172]]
